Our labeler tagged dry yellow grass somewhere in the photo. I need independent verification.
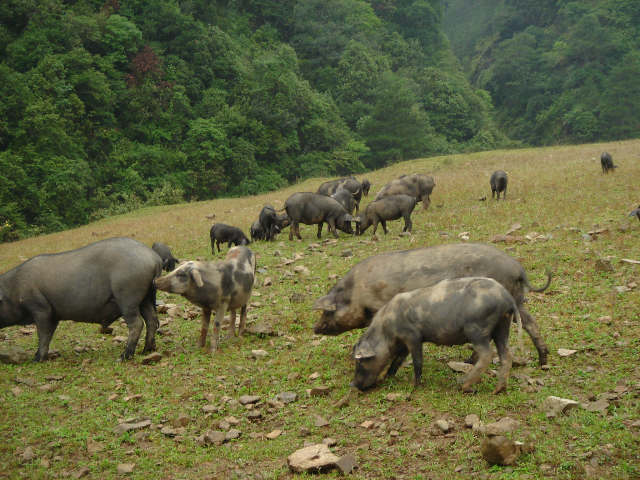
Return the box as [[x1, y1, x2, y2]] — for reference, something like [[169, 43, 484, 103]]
[[1, 139, 638, 271]]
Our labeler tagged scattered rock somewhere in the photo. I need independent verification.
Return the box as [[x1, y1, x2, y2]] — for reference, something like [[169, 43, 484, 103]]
[[595, 258, 614, 272], [310, 386, 331, 396], [205, 430, 227, 446], [448, 361, 473, 373], [116, 463, 135, 475], [171, 414, 189, 428], [275, 391, 297, 404], [506, 223, 522, 235], [587, 399, 610, 412], [113, 419, 152, 436], [287, 444, 340, 473], [434, 420, 450, 433], [247, 411, 262, 422], [485, 417, 519, 436], [225, 429, 242, 441], [315, 416, 330, 427], [86, 438, 104, 454], [266, 430, 282, 439], [251, 349, 269, 359], [11, 386, 22, 397], [341, 250, 354, 258], [335, 454, 359, 475], [360, 420, 375, 430], [246, 323, 275, 336], [39, 383, 55, 393], [0, 346, 30, 365], [385, 393, 403, 402], [21, 446, 36, 462], [465, 414, 480, 427], [141, 352, 163, 365], [482, 436, 520, 466], [239, 395, 261, 405], [322, 437, 337, 447], [294, 265, 310, 275], [542, 396, 579, 416], [558, 349, 578, 357]]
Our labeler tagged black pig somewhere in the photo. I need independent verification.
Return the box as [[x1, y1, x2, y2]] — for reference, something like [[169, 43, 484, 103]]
[[210, 224, 250, 253], [354, 194, 416, 235]]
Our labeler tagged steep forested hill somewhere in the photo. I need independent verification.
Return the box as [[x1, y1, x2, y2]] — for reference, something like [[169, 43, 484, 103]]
[[442, 0, 640, 146], [0, 0, 510, 241]]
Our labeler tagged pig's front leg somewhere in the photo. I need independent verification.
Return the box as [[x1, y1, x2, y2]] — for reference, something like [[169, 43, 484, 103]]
[[197, 308, 212, 349], [385, 345, 410, 379], [210, 302, 228, 353]]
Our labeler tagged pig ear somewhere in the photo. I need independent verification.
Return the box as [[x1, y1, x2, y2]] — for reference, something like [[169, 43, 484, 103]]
[[353, 341, 376, 360], [190, 268, 204, 287], [312, 294, 337, 311]]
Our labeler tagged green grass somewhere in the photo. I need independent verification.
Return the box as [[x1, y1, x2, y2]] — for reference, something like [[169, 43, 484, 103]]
[[1, 140, 640, 479]]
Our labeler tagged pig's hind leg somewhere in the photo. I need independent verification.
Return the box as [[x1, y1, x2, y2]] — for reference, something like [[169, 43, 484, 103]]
[[491, 317, 513, 394], [458, 336, 493, 393], [238, 304, 248, 337], [226, 309, 237, 339]]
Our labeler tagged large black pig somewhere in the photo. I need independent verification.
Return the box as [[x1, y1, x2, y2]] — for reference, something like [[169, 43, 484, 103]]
[[283, 192, 355, 240], [0, 237, 162, 361], [258, 205, 278, 241], [313, 243, 552, 365], [373, 174, 435, 210], [354, 194, 416, 235], [317, 177, 363, 213], [351, 277, 520, 394], [152, 241, 179, 272], [490, 171, 508, 200]]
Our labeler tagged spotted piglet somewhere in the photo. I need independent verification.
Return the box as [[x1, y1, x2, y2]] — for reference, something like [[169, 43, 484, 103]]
[[154, 246, 256, 353]]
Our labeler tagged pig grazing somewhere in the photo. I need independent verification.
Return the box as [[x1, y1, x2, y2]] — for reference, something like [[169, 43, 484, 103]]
[[490, 171, 508, 200], [317, 177, 363, 213], [313, 242, 552, 365], [250, 221, 264, 242], [154, 246, 256, 353], [276, 213, 291, 232], [374, 174, 435, 210], [284, 192, 355, 240], [0, 237, 162, 362], [628, 205, 640, 221], [210, 223, 250, 253], [355, 194, 416, 235], [362, 179, 371, 196], [152, 242, 179, 272], [330, 189, 356, 215], [601, 152, 617, 173], [351, 277, 519, 394], [259, 205, 278, 241]]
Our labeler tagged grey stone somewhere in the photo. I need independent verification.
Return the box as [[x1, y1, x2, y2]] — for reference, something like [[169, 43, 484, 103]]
[[448, 361, 473, 373], [542, 396, 580, 416], [587, 399, 610, 412], [335, 454, 359, 474], [482, 436, 520, 466], [434, 420, 450, 433], [465, 414, 480, 428], [251, 349, 269, 359], [246, 324, 275, 336], [485, 417, 519, 436], [204, 430, 227, 446], [86, 438, 104, 454], [595, 258, 614, 272], [276, 391, 297, 404], [310, 386, 331, 396], [225, 429, 242, 441], [239, 395, 261, 405], [287, 444, 340, 473], [21, 446, 36, 462], [116, 463, 135, 475], [141, 352, 162, 365], [113, 419, 151, 436], [341, 250, 354, 258], [0, 346, 29, 365], [315, 416, 330, 427]]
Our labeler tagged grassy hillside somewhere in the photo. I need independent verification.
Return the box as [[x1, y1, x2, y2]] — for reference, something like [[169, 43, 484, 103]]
[[1, 140, 639, 479]]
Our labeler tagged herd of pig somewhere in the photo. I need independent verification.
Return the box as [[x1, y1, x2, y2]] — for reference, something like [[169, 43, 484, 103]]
[[3, 157, 631, 394]]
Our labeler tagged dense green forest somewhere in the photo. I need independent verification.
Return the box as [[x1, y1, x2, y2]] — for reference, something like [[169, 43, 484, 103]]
[[2, 0, 639, 241], [442, 0, 640, 145], [0, 0, 510, 240]]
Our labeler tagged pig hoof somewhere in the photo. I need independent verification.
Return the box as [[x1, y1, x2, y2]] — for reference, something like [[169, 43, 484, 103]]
[[195, 340, 206, 349], [457, 374, 469, 385], [492, 386, 507, 395]]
